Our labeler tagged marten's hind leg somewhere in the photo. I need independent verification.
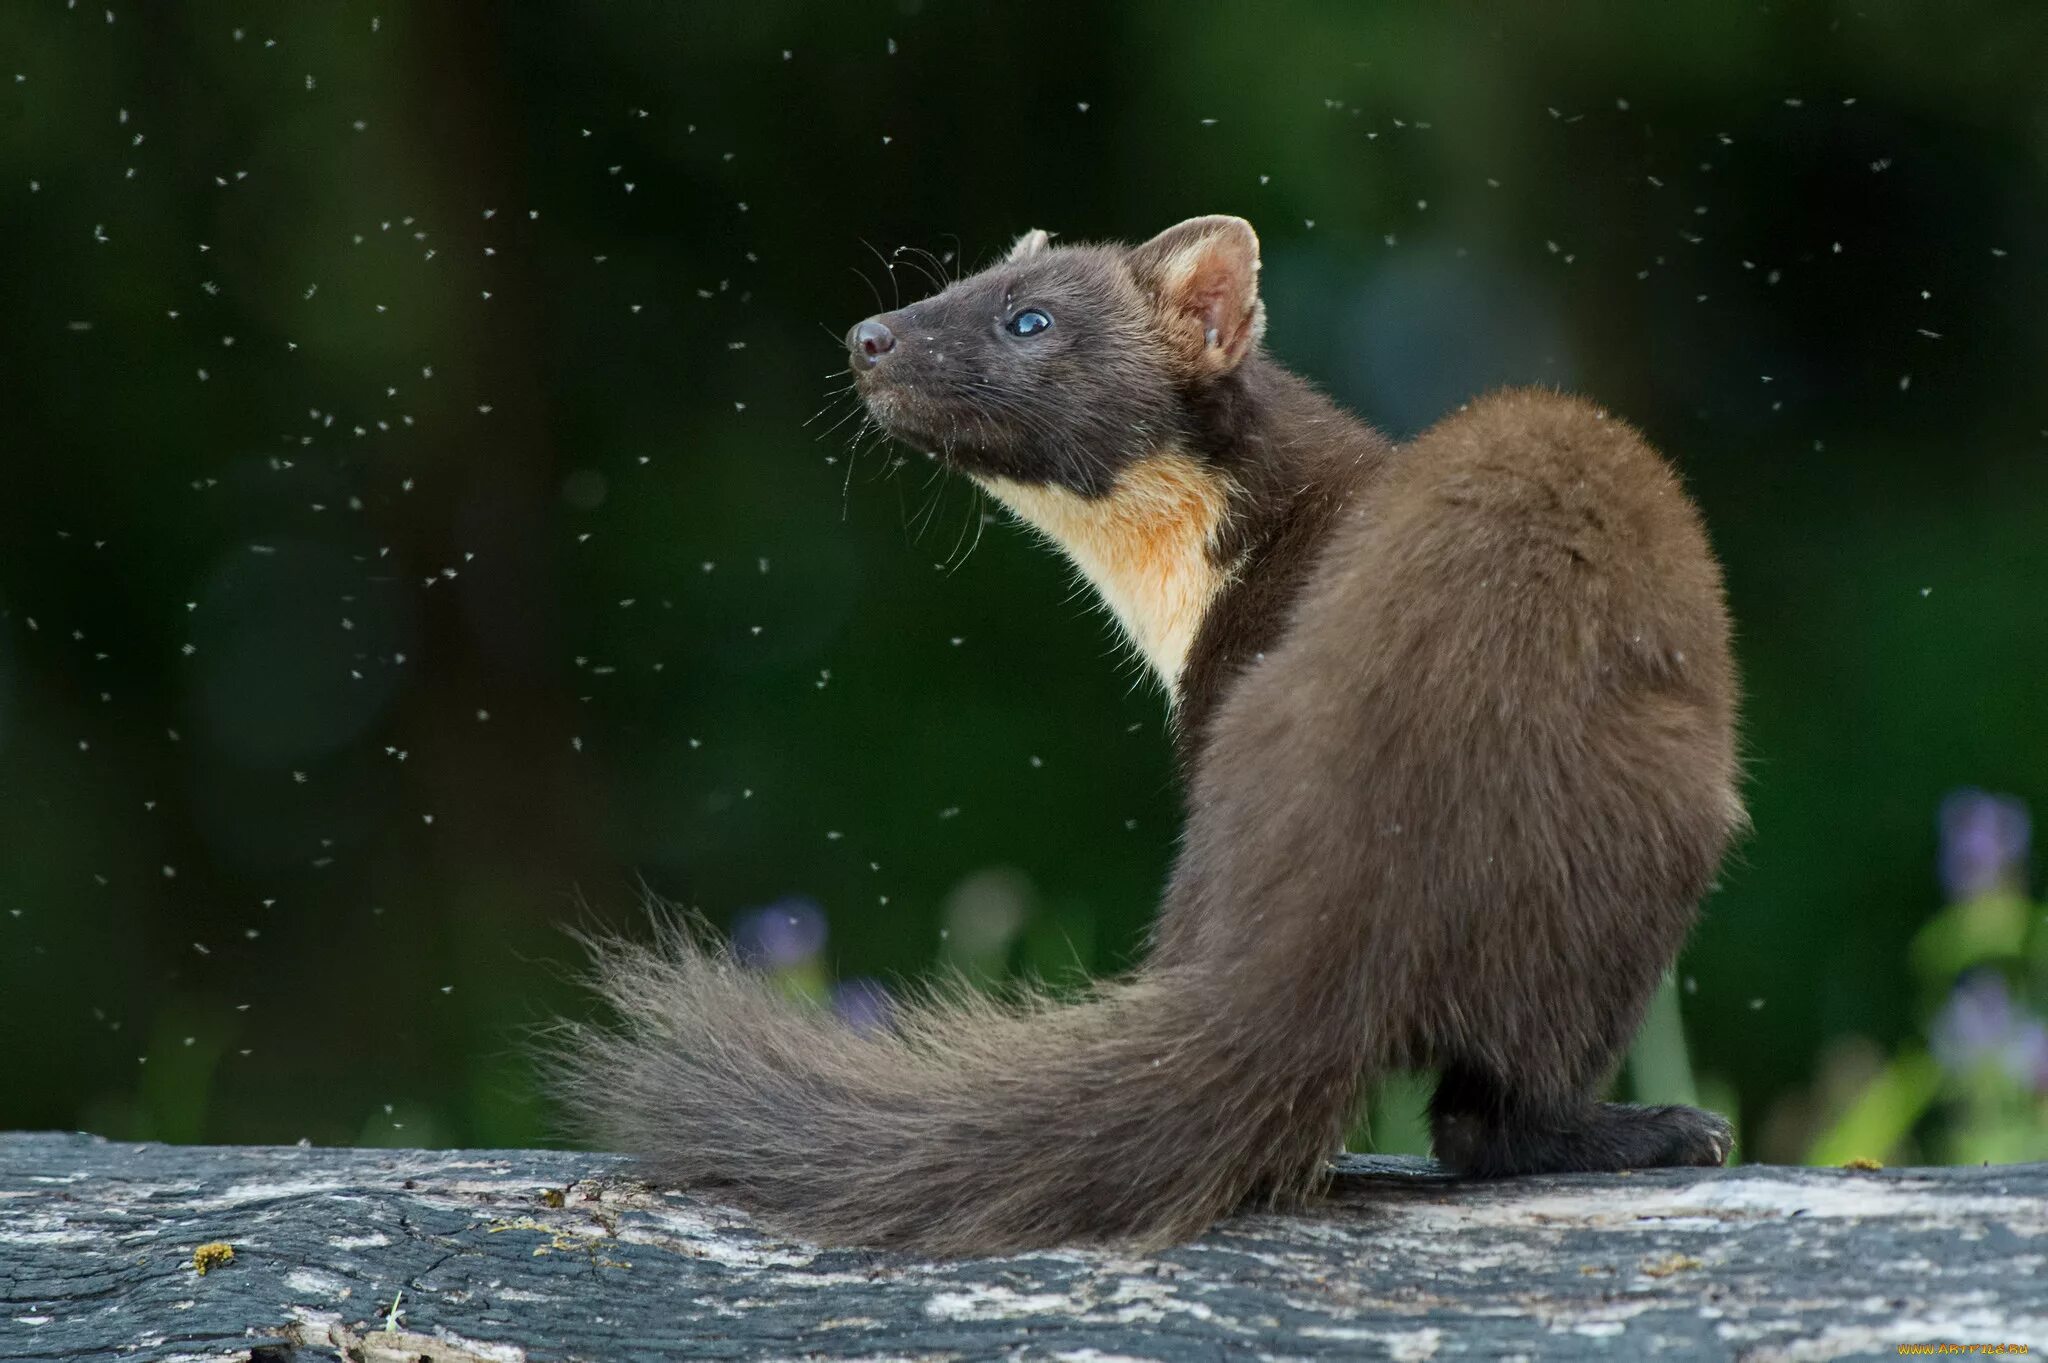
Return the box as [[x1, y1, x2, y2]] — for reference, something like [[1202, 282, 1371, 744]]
[[1428, 1061, 1731, 1176]]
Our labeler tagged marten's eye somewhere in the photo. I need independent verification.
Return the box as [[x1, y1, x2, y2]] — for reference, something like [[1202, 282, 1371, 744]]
[[1005, 308, 1053, 338]]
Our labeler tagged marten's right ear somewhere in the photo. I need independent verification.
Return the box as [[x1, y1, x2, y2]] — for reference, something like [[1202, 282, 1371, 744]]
[[1007, 228, 1051, 263], [1128, 216, 1265, 376]]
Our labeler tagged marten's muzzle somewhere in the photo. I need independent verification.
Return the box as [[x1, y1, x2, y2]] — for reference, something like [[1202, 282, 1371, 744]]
[[846, 311, 941, 447]]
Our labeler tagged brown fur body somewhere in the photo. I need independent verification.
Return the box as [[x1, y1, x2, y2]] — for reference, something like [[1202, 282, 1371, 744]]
[[558, 217, 1744, 1254]]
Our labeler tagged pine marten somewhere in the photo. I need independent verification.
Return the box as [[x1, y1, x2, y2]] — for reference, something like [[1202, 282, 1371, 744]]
[[557, 215, 1745, 1255]]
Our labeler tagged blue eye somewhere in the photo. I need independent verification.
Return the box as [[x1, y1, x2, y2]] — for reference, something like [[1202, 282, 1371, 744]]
[[1006, 308, 1052, 337]]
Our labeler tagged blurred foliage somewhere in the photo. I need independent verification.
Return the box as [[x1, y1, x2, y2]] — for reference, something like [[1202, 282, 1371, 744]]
[[1807, 791, 2046, 1165], [1, 2, 2044, 1163]]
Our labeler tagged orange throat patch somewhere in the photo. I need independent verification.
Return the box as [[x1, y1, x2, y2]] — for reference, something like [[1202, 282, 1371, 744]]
[[975, 452, 1236, 696]]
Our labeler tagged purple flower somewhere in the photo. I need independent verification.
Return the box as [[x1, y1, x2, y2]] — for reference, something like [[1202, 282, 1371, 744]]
[[831, 977, 893, 1035], [731, 897, 827, 970], [1931, 971, 2048, 1093], [1931, 971, 2017, 1074], [2006, 1018, 2048, 1094], [1938, 789, 2030, 902]]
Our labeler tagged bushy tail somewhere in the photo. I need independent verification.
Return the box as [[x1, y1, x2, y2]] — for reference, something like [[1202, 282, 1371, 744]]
[[551, 913, 1372, 1253]]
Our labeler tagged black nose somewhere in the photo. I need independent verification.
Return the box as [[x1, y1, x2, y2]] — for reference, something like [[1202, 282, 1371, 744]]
[[847, 318, 895, 371]]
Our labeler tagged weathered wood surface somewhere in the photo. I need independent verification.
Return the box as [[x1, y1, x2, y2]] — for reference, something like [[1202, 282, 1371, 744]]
[[1, 1134, 2043, 1363]]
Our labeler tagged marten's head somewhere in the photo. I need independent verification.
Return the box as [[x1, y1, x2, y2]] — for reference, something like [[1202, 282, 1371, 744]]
[[845, 216, 1266, 497], [843, 216, 1272, 694]]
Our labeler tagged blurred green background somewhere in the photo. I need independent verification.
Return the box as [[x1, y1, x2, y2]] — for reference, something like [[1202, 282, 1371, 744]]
[[2, 2, 2044, 1163]]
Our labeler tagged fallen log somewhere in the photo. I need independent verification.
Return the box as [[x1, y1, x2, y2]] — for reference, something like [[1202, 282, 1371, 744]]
[[2, 1132, 2043, 1361]]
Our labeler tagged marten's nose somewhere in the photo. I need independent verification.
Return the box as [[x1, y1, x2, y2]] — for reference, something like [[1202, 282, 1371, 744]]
[[847, 318, 896, 371]]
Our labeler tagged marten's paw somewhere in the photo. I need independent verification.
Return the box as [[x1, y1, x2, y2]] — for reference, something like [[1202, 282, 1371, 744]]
[[1590, 1102, 1734, 1169], [1433, 1099, 1734, 1176]]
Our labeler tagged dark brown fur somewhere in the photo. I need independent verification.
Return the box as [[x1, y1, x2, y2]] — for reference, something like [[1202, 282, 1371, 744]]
[[555, 217, 1744, 1254]]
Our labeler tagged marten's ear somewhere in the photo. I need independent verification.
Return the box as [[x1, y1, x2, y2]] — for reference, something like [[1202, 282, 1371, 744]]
[[1006, 228, 1051, 263], [1128, 216, 1265, 375]]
